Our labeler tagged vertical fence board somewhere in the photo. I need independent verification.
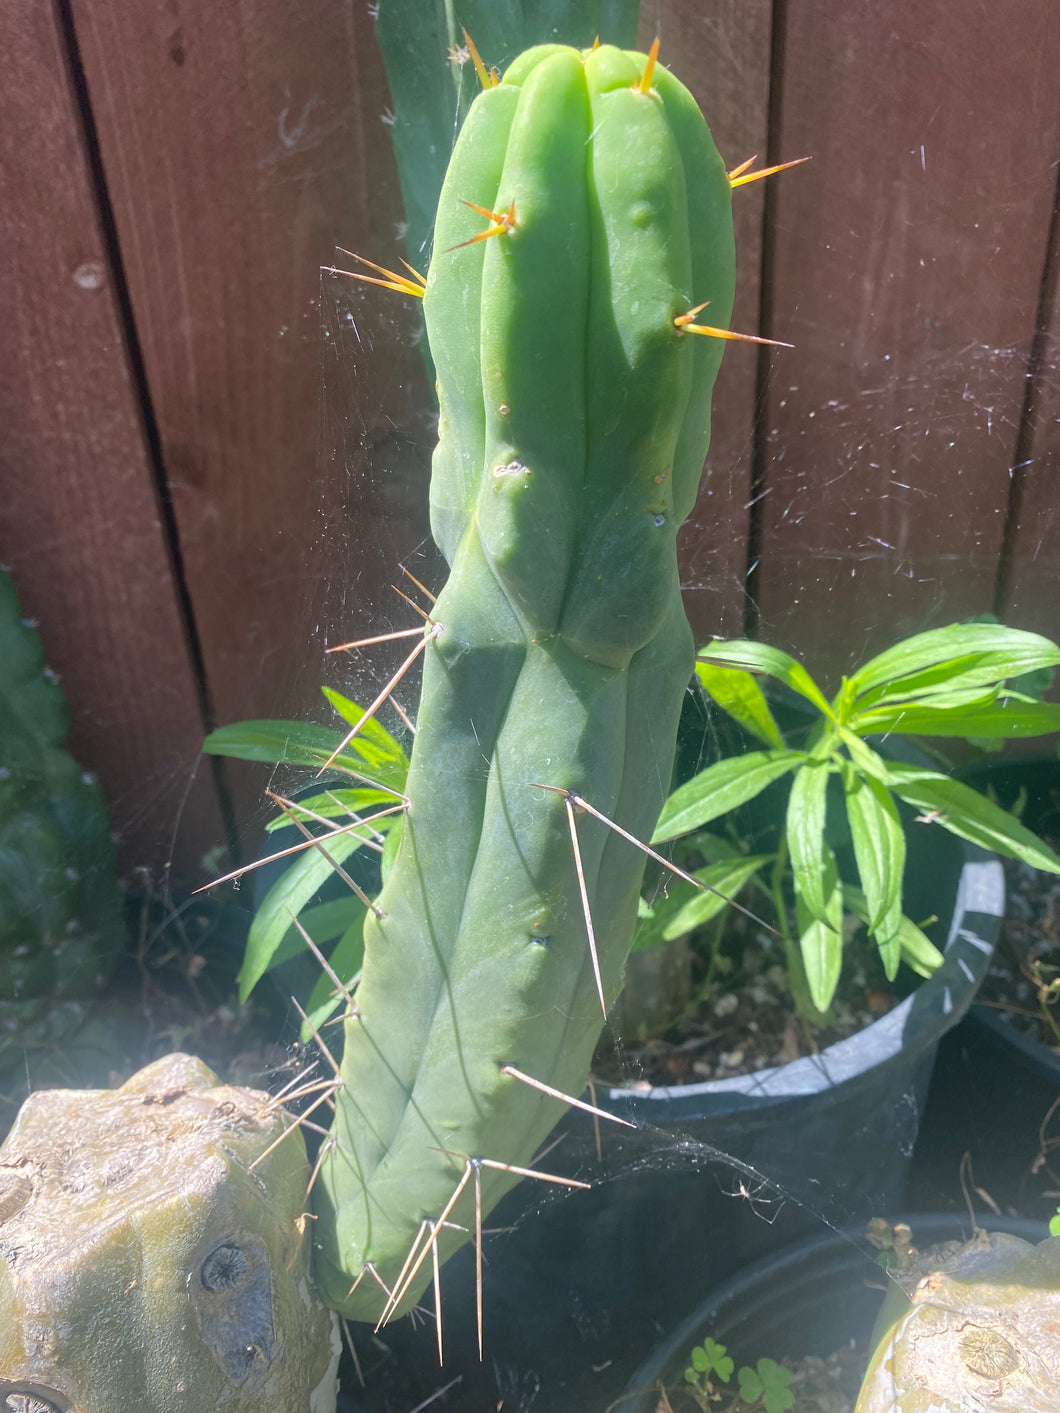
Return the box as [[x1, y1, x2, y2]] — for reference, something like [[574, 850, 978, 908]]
[[1001, 214, 1060, 642], [0, 1, 223, 876], [753, 1, 1060, 679], [70, 0, 432, 850], [642, 0, 773, 643]]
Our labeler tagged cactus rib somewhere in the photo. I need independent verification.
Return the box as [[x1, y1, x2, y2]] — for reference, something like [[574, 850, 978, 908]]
[[313, 42, 736, 1323]]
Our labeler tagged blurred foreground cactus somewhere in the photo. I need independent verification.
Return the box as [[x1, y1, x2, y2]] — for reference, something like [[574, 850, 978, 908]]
[[0, 568, 124, 1077]]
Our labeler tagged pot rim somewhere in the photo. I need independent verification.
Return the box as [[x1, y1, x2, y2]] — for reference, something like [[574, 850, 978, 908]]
[[598, 838, 1003, 1118]]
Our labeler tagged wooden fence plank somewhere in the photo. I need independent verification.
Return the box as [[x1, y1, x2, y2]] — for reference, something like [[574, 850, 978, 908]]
[[999, 193, 1060, 642], [69, 0, 433, 849], [641, 0, 773, 644], [0, 0, 224, 876], [753, 0, 1060, 680]]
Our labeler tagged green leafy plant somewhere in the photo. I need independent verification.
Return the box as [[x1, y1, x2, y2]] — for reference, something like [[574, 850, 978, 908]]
[[684, 1336, 794, 1412], [203, 687, 409, 1034], [648, 624, 1060, 1018]]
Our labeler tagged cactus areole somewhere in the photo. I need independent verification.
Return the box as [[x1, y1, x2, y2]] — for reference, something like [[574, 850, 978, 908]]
[[313, 43, 736, 1322]]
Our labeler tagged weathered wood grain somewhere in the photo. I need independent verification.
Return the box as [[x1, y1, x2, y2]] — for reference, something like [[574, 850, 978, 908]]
[[8, 0, 1060, 875], [753, 0, 1060, 681], [999, 179, 1060, 643], [69, 0, 434, 848], [0, 0, 224, 875]]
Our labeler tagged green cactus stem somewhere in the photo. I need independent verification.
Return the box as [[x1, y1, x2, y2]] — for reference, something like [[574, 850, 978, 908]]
[[0, 567, 125, 1077], [312, 41, 738, 1323], [374, 0, 640, 274]]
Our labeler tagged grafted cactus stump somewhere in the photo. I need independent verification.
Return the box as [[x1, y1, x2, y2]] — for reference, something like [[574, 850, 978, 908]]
[[0, 1054, 338, 1413], [858, 1229, 1060, 1412]]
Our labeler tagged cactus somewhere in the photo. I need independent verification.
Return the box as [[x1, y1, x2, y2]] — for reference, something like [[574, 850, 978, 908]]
[[0, 567, 125, 1077], [311, 41, 740, 1323], [0, 1053, 338, 1411], [374, 0, 640, 275], [856, 1229, 1060, 1411]]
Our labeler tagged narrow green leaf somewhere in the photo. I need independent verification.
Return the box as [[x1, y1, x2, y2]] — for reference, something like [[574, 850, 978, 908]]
[[237, 832, 365, 1000], [380, 811, 403, 883], [632, 879, 699, 951], [203, 717, 409, 792], [855, 699, 1060, 740], [233, 895, 356, 976], [842, 884, 944, 978], [321, 686, 409, 758], [658, 856, 772, 942], [203, 719, 348, 766], [841, 765, 904, 977], [264, 787, 402, 831], [696, 639, 834, 717], [856, 684, 1002, 719], [854, 657, 1015, 708], [297, 896, 364, 944], [838, 728, 891, 783], [787, 758, 832, 924], [886, 764, 1060, 874], [796, 843, 844, 1012], [849, 624, 1060, 699], [301, 910, 367, 1037], [898, 919, 946, 977], [695, 661, 785, 747], [679, 830, 748, 864], [652, 750, 804, 843]]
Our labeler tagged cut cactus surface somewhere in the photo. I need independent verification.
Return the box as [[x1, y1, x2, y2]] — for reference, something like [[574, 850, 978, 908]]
[[857, 1229, 1060, 1412], [0, 1053, 339, 1413], [312, 40, 740, 1324]]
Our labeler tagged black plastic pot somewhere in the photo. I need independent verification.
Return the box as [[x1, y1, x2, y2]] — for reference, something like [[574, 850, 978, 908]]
[[617, 1212, 1047, 1413], [910, 757, 1060, 1219]]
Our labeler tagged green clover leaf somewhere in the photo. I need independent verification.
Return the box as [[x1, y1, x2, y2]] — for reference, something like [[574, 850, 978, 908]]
[[757, 1358, 795, 1413]]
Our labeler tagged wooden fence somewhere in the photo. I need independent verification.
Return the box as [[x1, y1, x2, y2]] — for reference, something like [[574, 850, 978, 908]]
[[3, 0, 1059, 878]]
